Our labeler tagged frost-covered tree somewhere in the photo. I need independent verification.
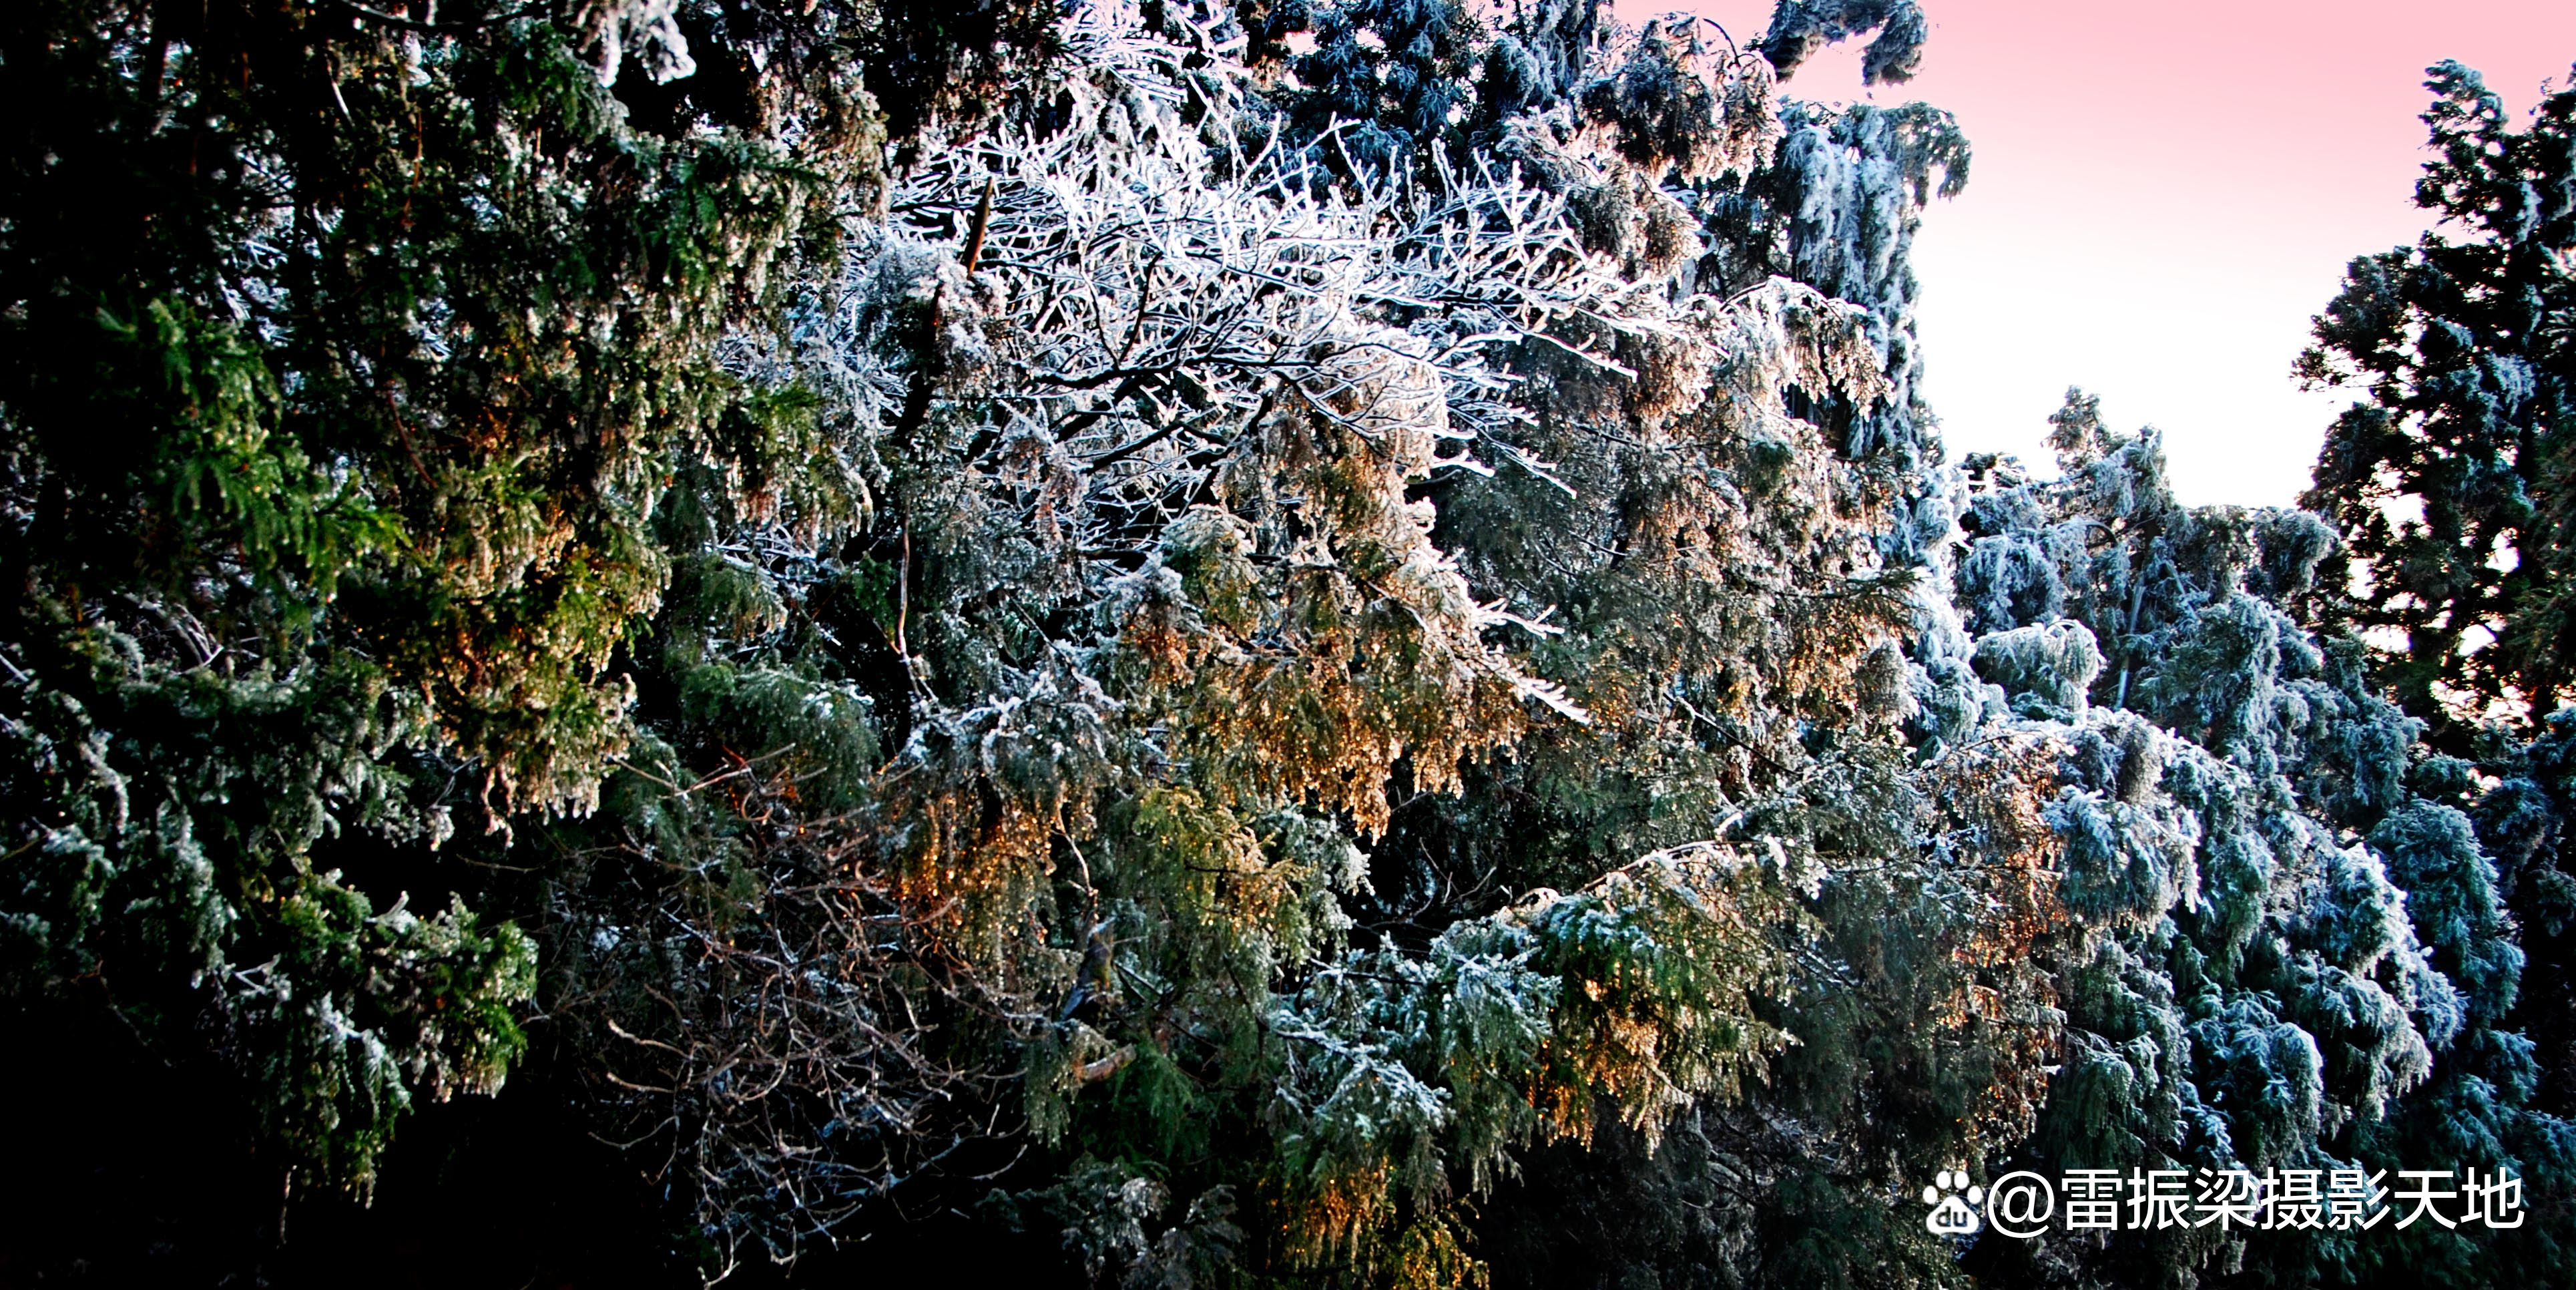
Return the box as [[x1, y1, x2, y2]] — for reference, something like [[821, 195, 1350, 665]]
[[1933, 395, 2575, 1290], [549, 9, 1949, 1279], [2300, 53, 2576, 1183], [1758, 0, 1927, 86], [2302, 64, 2576, 733], [9, 2, 2574, 1287], [0, 0, 1051, 1233]]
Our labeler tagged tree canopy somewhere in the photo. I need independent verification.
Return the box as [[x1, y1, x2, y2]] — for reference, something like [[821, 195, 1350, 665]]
[[3, 3, 2571, 1288], [2302, 63, 2576, 736]]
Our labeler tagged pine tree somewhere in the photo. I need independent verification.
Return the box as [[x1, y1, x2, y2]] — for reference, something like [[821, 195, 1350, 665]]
[[0, 0, 1049, 1203], [9, 3, 2574, 1287], [2301, 63, 2576, 734]]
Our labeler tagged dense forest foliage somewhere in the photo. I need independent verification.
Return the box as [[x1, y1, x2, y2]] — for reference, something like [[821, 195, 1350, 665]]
[[3, 1, 2572, 1285]]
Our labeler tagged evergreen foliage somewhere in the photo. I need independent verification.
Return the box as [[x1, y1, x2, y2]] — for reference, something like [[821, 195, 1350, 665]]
[[0, 0, 1048, 1200], [2300, 53, 2576, 1207], [5, 3, 2573, 1288], [2302, 64, 2576, 733]]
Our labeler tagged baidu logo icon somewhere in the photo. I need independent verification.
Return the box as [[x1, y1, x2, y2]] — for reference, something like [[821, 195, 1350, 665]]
[[1922, 1168, 1985, 1236]]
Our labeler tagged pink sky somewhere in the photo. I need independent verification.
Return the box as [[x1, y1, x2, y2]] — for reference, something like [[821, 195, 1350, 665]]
[[1617, 1, 2576, 505]]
